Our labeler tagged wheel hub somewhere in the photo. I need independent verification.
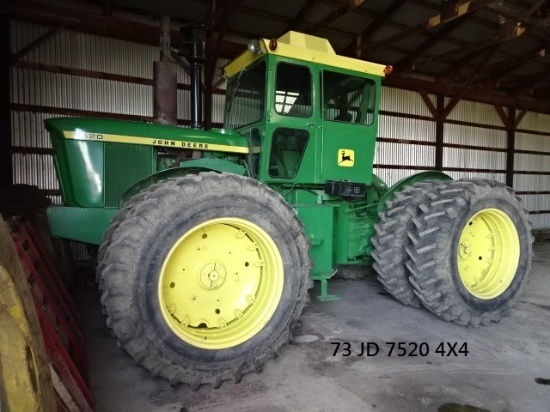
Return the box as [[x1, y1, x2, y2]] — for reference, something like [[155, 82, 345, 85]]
[[200, 262, 226, 289]]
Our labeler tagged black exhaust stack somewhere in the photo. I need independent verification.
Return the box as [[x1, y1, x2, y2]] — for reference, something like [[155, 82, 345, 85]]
[[179, 24, 206, 129]]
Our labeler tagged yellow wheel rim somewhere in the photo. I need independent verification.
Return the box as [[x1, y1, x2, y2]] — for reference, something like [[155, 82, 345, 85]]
[[457, 208, 520, 299], [158, 218, 284, 350]]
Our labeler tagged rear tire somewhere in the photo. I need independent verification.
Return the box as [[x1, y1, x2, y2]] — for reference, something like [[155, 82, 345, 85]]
[[98, 172, 312, 388], [372, 181, 448, 307], [406, 179, 533, 326]]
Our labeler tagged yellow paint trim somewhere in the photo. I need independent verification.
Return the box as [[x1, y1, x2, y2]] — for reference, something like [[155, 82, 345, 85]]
[[63, 130, 249, 154], [158, 217, 284, 350], [224, 46, 264, 78], [271, 39, 386, 76], [224, 31, 387, 78]]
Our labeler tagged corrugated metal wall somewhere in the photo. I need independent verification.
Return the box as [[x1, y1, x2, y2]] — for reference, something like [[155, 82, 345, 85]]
[[378, 87, 549, 229], [8, 11, 233, 259], [375, 88, 436, 184], [7, 7, 550, 265], [515, 112, 550, 230]]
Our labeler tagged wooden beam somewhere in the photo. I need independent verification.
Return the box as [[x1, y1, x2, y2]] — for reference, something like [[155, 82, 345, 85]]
[[0, 14, 12, 187], [344, 0, 407, 57], [403, 19, 528, 74], [435, 94, 444, 171], [441, 73, 476, 119], [383, 75, 550, 115], [467, 47, 547, 88], [494, 104, 513, 129], [436, 45, 490, 83], [10, 24, 65, 64], [394, 15, 467, 74], [304, 0, 366, 35], [205, 0, 242, 129], [13, 60, 227, 94], [419, 91, 440, 121], [440, 0, 461, 21], [499, 69, 550, 90], [526, 0, 548, 17], [283, 0, 317, 33], [486, 1, 550, 26], [506, 107, 516, 187], [10, 103, 224, 128], [515, 109, 527, 128], [532, 85, 550, 98], [359, 0, 498, 56], [444, 43, 500, 117], [1, 0, 182, 46]]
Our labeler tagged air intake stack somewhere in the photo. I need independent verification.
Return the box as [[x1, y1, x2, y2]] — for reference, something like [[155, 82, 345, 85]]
[[179, 24, 206, 129]]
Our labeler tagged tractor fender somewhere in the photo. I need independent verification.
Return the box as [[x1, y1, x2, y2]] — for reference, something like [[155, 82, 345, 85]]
[[120, 158, 247, 206], [376, 171, 452, 214]]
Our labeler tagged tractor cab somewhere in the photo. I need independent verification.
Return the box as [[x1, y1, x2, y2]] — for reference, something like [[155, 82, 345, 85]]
[[223, 31, 390, 192]]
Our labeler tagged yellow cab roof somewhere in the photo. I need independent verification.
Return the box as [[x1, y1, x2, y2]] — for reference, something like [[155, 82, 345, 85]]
[[223, 31, 387, 78]]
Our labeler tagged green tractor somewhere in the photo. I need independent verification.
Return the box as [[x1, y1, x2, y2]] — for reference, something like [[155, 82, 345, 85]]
[[44, 28, 533, 388]]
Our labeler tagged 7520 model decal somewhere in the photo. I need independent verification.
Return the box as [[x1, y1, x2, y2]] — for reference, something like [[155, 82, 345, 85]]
[[63, 130, 249, 154]]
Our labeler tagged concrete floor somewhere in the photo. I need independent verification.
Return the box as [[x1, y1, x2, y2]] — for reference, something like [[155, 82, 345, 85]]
[[75, 242, 550, 412]]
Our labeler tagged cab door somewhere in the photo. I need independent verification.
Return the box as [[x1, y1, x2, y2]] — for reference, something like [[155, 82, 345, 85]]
[[261, 61, 318, 184], [320, 70, 379, 186]]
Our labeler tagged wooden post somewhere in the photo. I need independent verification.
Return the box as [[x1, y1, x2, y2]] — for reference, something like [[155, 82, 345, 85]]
[[435, 94, 445, 171], [0, 14, 12, 187], [506, 107, 516, 188]]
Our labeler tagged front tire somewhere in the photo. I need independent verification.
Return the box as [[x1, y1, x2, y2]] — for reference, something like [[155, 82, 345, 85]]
[[406, 179, 533, 326], [98, 172, 312, 388]]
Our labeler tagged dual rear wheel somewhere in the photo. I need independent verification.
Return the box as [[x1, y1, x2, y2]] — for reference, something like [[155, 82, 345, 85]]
[[373, 178, 533, 326]]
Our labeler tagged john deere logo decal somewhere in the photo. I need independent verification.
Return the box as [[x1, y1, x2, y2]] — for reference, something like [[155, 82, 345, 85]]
[[338, 149, 354, 167]]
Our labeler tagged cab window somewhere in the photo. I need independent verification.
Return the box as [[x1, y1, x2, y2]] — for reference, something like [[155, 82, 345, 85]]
[[322, 71, 375, 125], [275, 63, 312, 117]]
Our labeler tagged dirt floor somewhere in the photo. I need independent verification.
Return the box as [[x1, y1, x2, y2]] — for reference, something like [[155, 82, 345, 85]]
[[75, 242, 550, 412]]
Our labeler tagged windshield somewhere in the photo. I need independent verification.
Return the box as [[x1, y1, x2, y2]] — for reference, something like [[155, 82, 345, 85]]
[[224, 61, 267, 129]]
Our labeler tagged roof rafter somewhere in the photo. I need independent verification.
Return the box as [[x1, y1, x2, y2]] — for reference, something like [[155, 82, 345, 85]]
[[0, 0, 248, 58], [205, 0, 242, 88], [486, 1, 550, 27], [403, 18, 530, 74], [304, 0, 366, 34], [436, 43, 499, 83], [526, 0, 549, 17], [384, 73, 550, 114], [283, 0, 317, 33], [441, 42, 498, 118], [394, 14, 468, 74], [508, 69, 550, 97], [343, 0, 407, 57], [10, 24, 66, 64], [499, 69, 550, 90], [532, 84, 550, 97], [359, 0, 498, 57], [470, 46, 549, 90]]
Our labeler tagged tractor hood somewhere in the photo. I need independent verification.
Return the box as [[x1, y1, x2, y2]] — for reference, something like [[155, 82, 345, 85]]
[[45, 117, 250, 154], [45, 117, 252, 208]]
